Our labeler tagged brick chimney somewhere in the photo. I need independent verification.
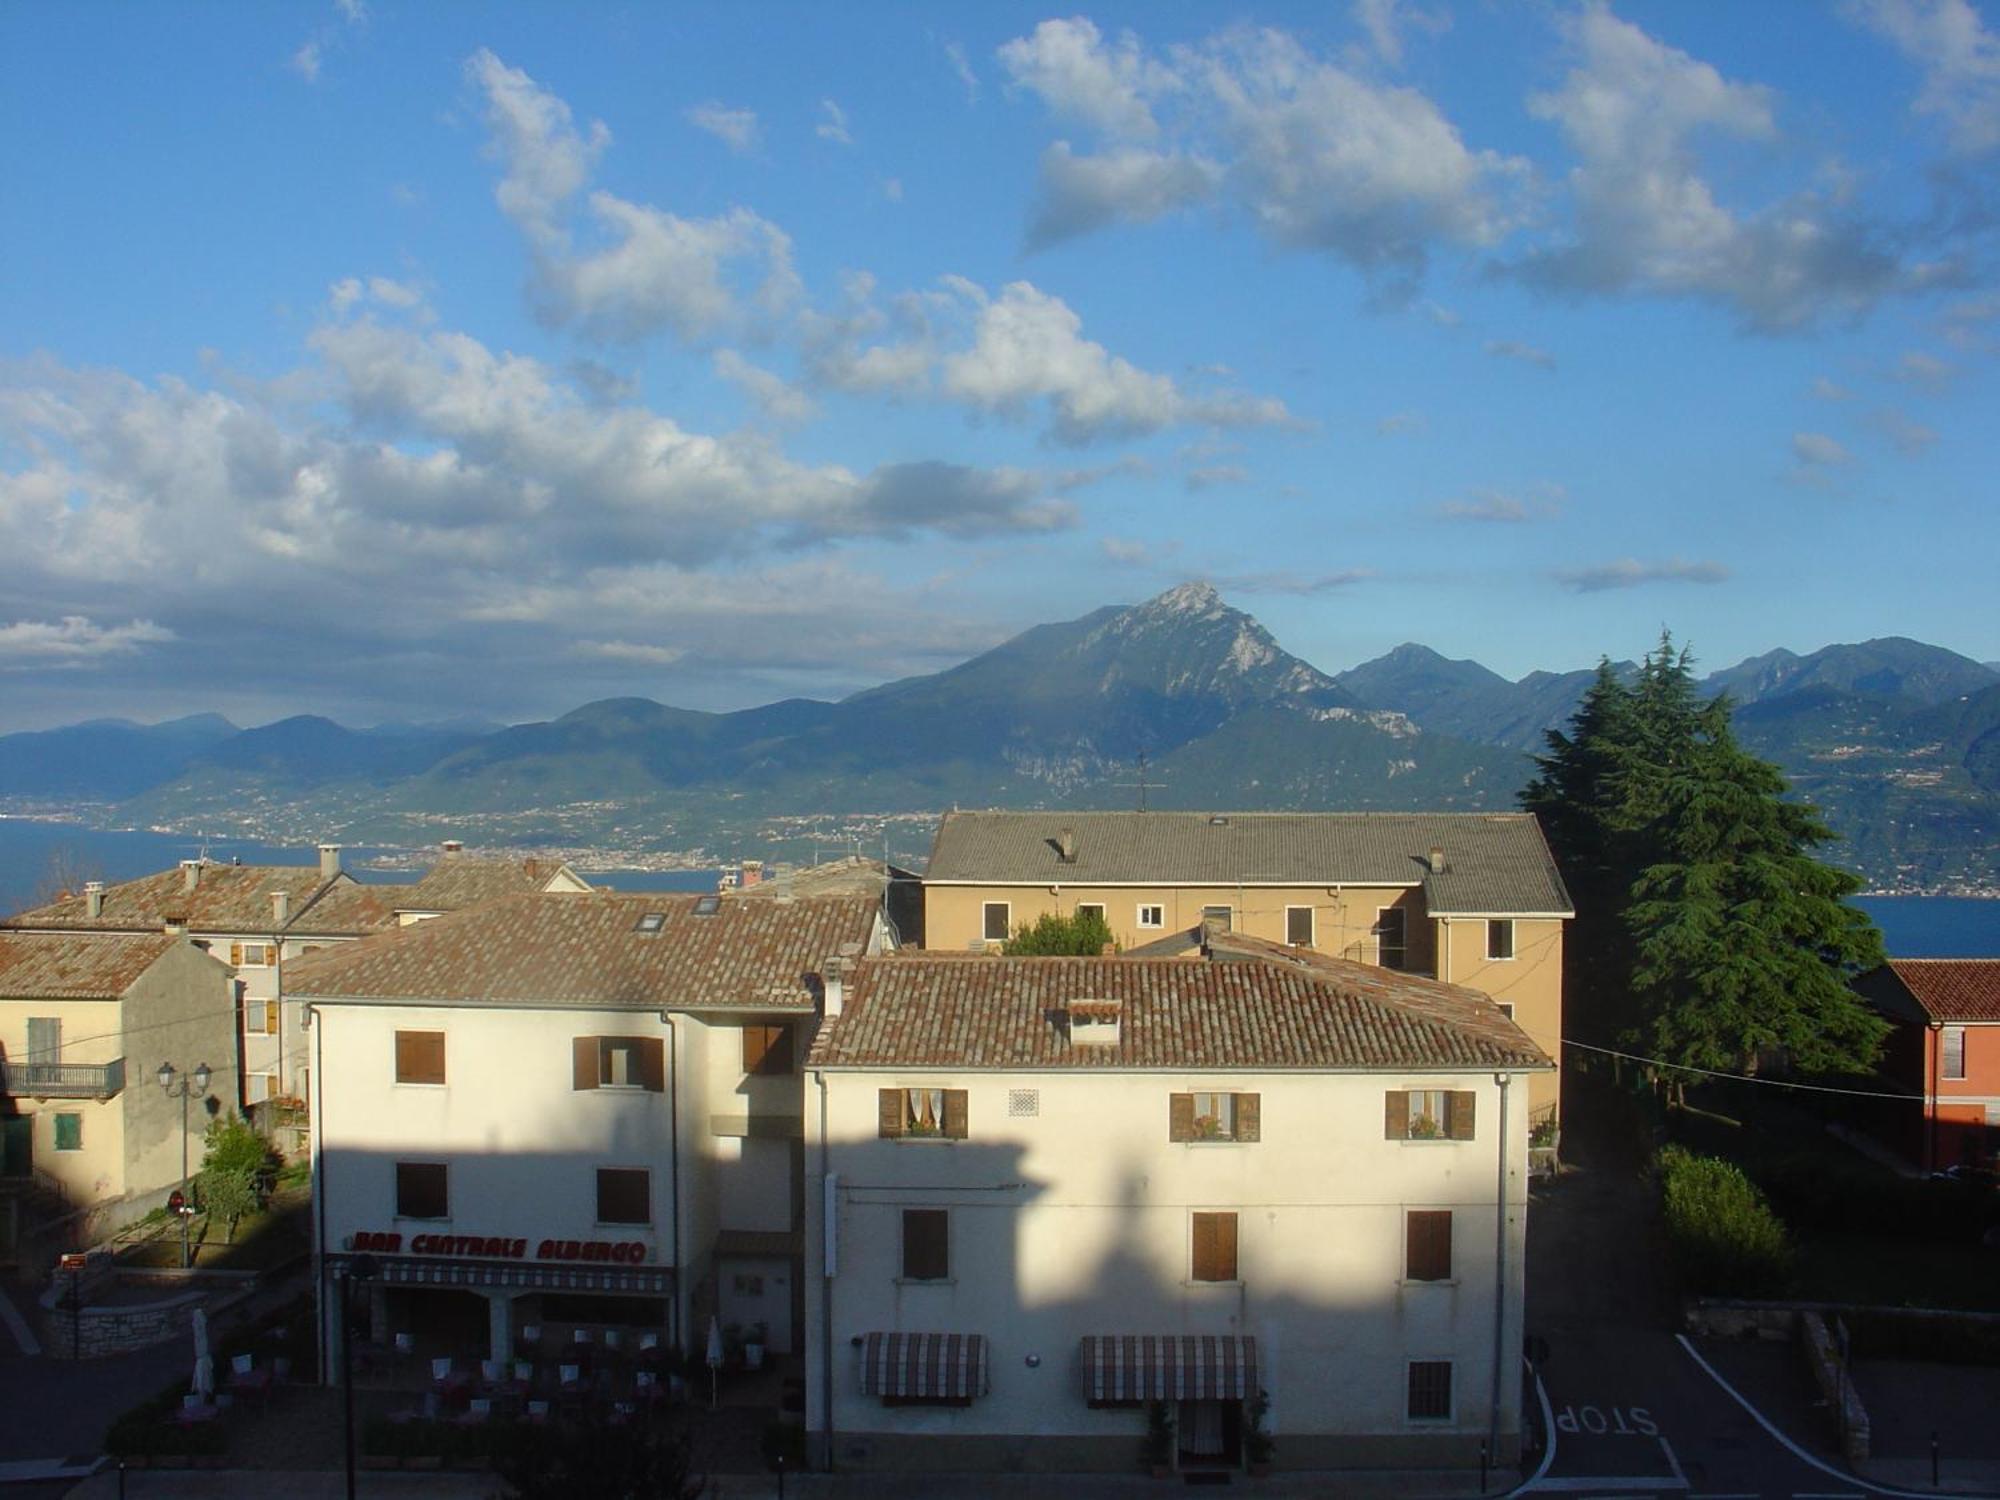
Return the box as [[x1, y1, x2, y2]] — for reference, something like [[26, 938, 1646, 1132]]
[[740, 860, 764, 888], [318, 843, 342, 880], [84, 881, 104, 919]]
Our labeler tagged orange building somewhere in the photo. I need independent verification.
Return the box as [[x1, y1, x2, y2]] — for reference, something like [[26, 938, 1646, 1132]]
[[1854, 960, 2000, 1171]]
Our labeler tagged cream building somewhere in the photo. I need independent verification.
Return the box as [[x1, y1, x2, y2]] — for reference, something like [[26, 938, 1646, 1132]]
[[291, 888, 888, 1379], [0, 932, 237, 1257], [804, 949, 1549, 1475], [921, 811, 1572, 1127]]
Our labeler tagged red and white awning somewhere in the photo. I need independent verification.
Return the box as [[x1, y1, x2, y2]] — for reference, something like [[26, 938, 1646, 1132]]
[[1080, 1335, 1258, 1402], [859, 1332, 989, 1399]]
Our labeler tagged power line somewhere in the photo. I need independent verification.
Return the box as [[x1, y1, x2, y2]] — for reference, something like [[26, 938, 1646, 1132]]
[[1562, 1037, 1922, 1102]]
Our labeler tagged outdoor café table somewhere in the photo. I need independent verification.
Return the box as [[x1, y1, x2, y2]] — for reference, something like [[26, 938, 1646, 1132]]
[[174, 1402, 221, 1427], [227, 1362, 274, 1409]]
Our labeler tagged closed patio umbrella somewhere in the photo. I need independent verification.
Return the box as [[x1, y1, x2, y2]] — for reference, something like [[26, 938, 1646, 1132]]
[[705, 1316, 723, 1409], [191, 1307, 214, 1401]]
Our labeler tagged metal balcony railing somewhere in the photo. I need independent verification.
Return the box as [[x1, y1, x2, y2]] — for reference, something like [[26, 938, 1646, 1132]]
[[0, 1057, 126, 1099]]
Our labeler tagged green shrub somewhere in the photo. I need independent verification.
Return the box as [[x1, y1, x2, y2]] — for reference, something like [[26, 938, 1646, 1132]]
[[1658, 1145, 1793, 1296], [201, 1117, 278, 1194], [1004, 910, 1117, 955]]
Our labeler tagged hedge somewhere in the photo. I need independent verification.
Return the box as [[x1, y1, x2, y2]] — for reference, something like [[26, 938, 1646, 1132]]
[[1658, 1145, 1794, 1296]]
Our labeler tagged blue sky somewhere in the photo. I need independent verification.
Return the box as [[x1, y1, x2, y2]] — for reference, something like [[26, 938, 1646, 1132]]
[[1, 1, 1996, 732]]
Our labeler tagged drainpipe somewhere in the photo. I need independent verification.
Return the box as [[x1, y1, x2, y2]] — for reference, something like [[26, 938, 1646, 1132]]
[[666, 1014, 682, 1354], [310, 1004, 329, 1385], [1928, 1022, 1941, 1174], [815, 1067, 836, 1472], [1489, 1070, 1512, 1460]]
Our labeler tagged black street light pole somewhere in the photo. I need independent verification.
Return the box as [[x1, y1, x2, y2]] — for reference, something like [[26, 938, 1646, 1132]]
[[338, 1253, 379, 1500], [156, 1061, 211, 1270]]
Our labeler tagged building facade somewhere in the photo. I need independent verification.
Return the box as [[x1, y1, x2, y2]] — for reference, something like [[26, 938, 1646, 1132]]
[[920, 811, 1572, 1126], [804, 951, 1548, 1474], [1855, 960, 2000, 1170]]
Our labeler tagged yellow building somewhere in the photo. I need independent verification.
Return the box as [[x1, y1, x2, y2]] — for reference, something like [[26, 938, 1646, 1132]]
[[921, 811, 1572, 1129]]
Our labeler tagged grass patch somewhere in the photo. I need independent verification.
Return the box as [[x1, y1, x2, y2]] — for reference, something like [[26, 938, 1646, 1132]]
[[118, 1184, 310, 1271]]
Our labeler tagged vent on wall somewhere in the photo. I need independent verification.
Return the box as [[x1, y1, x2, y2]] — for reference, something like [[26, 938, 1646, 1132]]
[[1008, 1089, 1041, 1117]]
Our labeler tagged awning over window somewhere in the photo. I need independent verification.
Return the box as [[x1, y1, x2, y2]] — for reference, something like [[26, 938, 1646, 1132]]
[[373, 1257, 674, 1296], [859, 1332, 989, 1399], [1080, 1335, 1258, 1402]]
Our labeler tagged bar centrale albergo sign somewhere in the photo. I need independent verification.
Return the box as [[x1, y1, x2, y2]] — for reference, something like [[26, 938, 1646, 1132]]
[[347, 1231, 650, 1263]]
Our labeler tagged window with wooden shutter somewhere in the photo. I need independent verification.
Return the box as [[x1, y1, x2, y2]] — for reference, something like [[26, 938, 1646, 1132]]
[[881, 1087, 969, 1139], [595, 1168, 650, 1225], [1233, 1092, 1261, 1142], [742, 1023, 793, 1076], [1943, 1026, 1967, 1081], [1447, 1091, 1476, 1140], [263, 1000, 280, 1035], [1191, 1212, 1238, 1282], [1384, 1090, 1410, 1139], [1286, 906, 1314, 947], [901, 1209, 949, 1280], [1487, 919, 1515, 960], [878, 1088, 906, 1138], [573, 1037, 600, 1091], [1169, 1093, 1196, 1142], [394, 1031, 445, 1085], [942, 1088, 969, 1139], [1171, 1092, 1260, 1142], [1405, 1210, 1452, 1281], [395, 1161, 448, 1219], [1376, 907, 1408, 970], [574, 1036, 664, 1092]]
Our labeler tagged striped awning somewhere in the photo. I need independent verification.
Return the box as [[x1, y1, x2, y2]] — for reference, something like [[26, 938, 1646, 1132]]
[[859, 1332, 989, 1399], [371, 1257, 674, 1296], [1080, 1335, 1258, 1402]]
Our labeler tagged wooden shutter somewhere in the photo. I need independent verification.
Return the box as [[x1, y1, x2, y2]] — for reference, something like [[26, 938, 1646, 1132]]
[[943, 1089, 969, 1140], [1193, 1212, 1238, 1281], [878, 1088, 905, 1138], [1169, 1093, 1196, 1142], [1448, 1091, 1477, 1140], [1407, 1210, 1452, 1281], [902, 1209, 948, 1280], [1384, 1090, 1410, 1139], [637, 1036, 665, 1093], [396, 1030, 445, 1085], [230, 943, 245, 968], [573, 1037, 600, 1091], [264, 1001, 279, 1035], [1234, 1093, 1261, 1142]]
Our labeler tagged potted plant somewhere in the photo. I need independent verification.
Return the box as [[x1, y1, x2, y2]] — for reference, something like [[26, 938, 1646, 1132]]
[[1245, 1388, 1274, 1477], [743, 1321, 768, 1371], [1143, 1399, 1175, 1478]]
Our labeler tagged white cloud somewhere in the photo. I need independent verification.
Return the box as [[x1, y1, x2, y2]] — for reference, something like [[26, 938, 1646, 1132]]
[[1870, 407, 1941, 454], [944, 40, 980, 103], [1185, 464, 1249, 491], [1811, 376, 1855, 400], [1792, 430, 1854, 467], [1438, 487, 1563, 523], [939, 281, 1294, 445], [714, 348, 817, 424], [1484, 339, 1556, 370], [1375, 411, 1425, 436], [1849, 0, 2000, 153], [574, 639, 689, 667], [1893, 349, 1955, 386], [334, 0, 366, 22], [1514, 5, 1899, 331], [1100, 536, 1163, 566], [290, 41, 322, 83], [687, 102, 760, 154], [0, 617, 175, 667], [816, 99, 853, 145], [882, 177, 904, 202], [1214, 569, 1375, 595], [1026, 142, 1218, 248], [998, 18, 1174, 140], [1350, 0, 1451, 68], [1555, 557, 1729, 592]]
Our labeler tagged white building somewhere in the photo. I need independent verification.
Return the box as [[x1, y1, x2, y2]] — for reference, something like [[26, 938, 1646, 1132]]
[[803, 950, 1549, 1475], [289, 888, 888, 1378]]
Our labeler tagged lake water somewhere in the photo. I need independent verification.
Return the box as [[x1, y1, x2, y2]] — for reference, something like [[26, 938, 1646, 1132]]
[[1852, 896, 1999, 959]]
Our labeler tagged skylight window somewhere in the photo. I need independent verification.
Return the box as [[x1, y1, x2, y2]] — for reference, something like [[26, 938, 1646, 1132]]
[[693, 894, 721, 917], [635, 912, 665, 933]]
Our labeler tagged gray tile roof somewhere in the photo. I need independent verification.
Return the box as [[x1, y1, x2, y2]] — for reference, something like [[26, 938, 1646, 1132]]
[[286, 890, 879, 1012], [808, 952, 1550, 1073], [397, 856, 582, 913], [924, 810, 1572, 917], [4, 864, 334, 935], [0, 932, 183, 998]]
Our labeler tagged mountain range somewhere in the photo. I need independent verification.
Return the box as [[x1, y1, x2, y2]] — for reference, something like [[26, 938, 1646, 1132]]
[[2, 583, 1994, 891]]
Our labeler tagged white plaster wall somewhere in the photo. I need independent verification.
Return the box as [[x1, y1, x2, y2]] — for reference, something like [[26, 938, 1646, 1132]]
[[806, 1068, 1532, 1447]]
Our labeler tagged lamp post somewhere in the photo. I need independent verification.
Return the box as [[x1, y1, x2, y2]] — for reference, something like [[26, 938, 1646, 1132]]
[[336, 1253, 379, 1500], [157, 1061, 211, 1269]]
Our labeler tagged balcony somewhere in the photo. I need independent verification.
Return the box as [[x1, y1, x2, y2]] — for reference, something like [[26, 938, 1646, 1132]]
[[0, 1057, 126, 1099]]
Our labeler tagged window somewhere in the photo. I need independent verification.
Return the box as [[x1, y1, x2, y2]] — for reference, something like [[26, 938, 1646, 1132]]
[[572, 1036, 664, 1092], [901, 1209, 949, 1281], [1405, 1210, 1453, 1282], [395, 1162, 448, 1219], [53, 1113, 83, 1152], [1136, 904, 1165, 929], [1487, 920, 1515, 961], [879, 1087, 968, 1140], [229, 942, 272, 968], [1943, 1026, 1967, 1081], [1191, 1212, 1238, 1283], [1376, 907, 1408, 971], [1076, 903, 1106, 924], [595, 1168, 651, 1225], [1169, 1091, 1262, 1143], [742, 1023, 793, 1076], [634, 912, 665, 934], [261, 1000, 280, 1036], [1407, 1361, 1453, 1421], [1385, 1089, 1476, 1141], [25, 1017, 60, 1063], [982, 902, 1010, 942], [394, 1030, 446, 1086], [1497, 1002, 1515, 1021], [1201, 905, 1233, 931], [1286, 905, 1314, 947]]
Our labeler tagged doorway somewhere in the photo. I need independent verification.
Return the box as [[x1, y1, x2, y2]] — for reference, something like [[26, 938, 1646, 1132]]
[[1177, 1399, 1243, 1468]]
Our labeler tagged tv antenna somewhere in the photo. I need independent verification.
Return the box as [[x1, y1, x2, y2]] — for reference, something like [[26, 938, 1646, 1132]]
[[1113, 751, 1166, 813]]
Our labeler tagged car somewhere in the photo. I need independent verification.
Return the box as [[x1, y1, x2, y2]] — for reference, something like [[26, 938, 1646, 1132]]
[[1929, 1164, 2000, 1189]]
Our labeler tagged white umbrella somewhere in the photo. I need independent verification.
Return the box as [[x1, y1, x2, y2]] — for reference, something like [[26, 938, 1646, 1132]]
[[705, 1316, 723, 1409], [191, 1307, 214, 1401]]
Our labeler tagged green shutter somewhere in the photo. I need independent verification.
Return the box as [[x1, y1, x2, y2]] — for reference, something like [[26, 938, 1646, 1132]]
[[54, 1113, 83, 1151]]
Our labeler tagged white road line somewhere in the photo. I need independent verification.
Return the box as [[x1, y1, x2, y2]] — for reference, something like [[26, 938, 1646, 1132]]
[[1503, 1361, 1561, 1498], [1660, 1436, 1688, 1487], [0, 1282, 41, 1356], [1674, 1334, 2000, 1500], [1523, 1478, 1686, 1493]]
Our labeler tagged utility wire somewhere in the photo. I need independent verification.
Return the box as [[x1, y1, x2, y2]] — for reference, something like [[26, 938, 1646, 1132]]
[[1562, 1037, 1923, 1102]]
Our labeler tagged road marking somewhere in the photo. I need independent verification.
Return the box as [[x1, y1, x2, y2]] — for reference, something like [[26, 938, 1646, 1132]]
[[0, 1283, 40, 1356], [1523, 1478, 1686, 1493], [1502, 1361, 1561, 1499], [1675, 1334, 2000, 1500]]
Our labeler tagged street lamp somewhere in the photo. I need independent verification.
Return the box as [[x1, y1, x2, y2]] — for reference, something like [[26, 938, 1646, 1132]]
[[157, 1061, 211, 1269], [335, 1253, 379, 1500]]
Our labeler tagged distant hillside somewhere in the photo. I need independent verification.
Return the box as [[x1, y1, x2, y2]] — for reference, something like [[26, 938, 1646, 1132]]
[[0, 714, 237, 800]]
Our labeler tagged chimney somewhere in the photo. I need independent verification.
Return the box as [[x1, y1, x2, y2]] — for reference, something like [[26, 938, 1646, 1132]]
[[741, 860, 764, 888], [318, 843, 342, 880], [1429, 845, 1447, 875], [820, 957, 846, 1018], [180, 859, 202, 892], [272, 889, 290, 926], [441, 839, 463, 858], [1056, 828, 1078, 865], [84, 881, 104, 919]]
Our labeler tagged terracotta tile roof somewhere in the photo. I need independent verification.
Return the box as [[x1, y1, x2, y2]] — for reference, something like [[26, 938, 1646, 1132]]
[[0, 932, 182, 998], [1860, 960, 2000, 1024], [808, 952, 1550, 1073], [924, 810, 1573, 916], [288, 881, 409, 937], [286, 890, 879, 1011], [3, 864, 333, 935], [397, 856, 582, 913]]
